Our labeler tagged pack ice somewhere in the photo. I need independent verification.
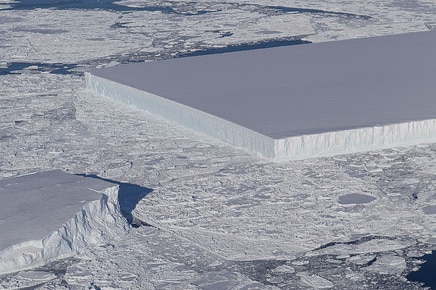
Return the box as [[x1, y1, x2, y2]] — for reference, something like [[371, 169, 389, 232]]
[[86, 30, 436, 160], [0, 170, 129, 275]]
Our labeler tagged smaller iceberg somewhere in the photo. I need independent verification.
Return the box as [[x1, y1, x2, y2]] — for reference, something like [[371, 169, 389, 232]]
[[0, 170, 129, 275]]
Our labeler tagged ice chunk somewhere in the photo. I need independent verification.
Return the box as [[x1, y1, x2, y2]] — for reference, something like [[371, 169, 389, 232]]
[[299, 274, 334, 289], [365, 254, 407, 275], [0, 170, 129, 275]]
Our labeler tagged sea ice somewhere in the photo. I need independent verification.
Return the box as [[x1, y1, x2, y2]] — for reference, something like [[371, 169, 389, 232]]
[[0, 170, 129, 275]]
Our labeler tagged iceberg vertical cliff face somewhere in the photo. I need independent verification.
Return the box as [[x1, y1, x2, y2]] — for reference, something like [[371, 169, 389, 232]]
[[0, 171, 129, 275], [85, 73, 276, 159], [274, 120, 436, 161]]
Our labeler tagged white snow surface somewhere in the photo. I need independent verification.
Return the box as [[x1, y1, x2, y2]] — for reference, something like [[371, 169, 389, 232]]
[[0, 170, 129, 275], [87, 31, 436, 160]]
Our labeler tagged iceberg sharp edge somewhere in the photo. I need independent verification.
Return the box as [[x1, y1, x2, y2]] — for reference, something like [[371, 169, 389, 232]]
[[85, 73, 276, 159], [86, 72, 436, 161], [274, 119, 436, 161], [0, 185, 129, 275]]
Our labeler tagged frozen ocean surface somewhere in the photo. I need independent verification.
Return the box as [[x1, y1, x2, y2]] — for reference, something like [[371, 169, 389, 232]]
[[87, 30, 436, 160], [0, 170, 129, 275], [3, 0, 436, 288]]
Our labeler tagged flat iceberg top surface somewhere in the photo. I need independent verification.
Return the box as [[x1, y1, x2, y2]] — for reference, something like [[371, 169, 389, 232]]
[[91, 31, 436, 138], [0, 170, 114, 251]]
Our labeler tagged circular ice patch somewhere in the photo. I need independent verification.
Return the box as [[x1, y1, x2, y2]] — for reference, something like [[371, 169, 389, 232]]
[[338, 193, 376, 205]]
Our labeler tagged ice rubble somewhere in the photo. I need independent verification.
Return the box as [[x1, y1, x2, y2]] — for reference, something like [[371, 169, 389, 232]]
[[0, 170, 129, 275], [86, 30, 436, 161]]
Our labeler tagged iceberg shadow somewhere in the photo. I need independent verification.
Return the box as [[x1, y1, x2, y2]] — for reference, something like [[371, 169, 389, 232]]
[[76, 174, 152, 226]]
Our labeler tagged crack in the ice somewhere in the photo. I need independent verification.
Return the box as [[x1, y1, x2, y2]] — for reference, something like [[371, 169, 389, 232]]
[[0, 62, 79, 75], [259, 4, 372, 20], [6, 0, 372, 22], [179, 37, 311, 57], [314, 235, 398, 251]]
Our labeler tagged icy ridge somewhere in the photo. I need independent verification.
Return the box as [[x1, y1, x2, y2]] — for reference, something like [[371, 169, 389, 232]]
[[0, 185, 129, 275]]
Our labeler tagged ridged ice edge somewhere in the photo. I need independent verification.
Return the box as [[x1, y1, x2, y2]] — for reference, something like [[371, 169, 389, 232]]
[[0, 185, 129, 275], [274, 119, 436, 161]]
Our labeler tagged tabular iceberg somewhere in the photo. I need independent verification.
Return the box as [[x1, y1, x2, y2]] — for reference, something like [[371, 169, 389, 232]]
[[0, 170, 129, 275], [86, 30, 436, 160]]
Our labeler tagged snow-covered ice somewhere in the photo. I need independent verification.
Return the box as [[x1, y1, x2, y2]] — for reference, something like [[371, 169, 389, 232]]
[[0, 170, 129, 275], [87, 30, 436, 160], [2, 0, 436, 288]]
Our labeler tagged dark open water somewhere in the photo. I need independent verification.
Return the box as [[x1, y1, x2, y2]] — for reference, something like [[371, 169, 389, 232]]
[[407, 250, 436, 289]]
